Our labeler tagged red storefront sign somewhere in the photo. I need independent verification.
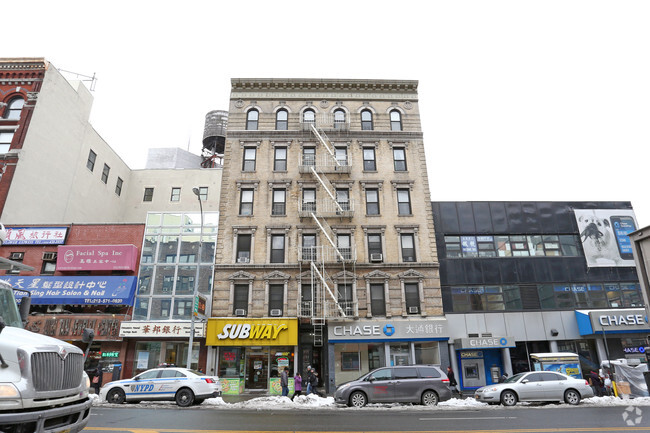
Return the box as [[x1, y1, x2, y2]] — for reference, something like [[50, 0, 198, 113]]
[[24, 314, 130, 341], [56, 244, 138, 271]]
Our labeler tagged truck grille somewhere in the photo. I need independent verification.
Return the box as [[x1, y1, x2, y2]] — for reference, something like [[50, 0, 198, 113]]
[[31, 352, 84, 391]]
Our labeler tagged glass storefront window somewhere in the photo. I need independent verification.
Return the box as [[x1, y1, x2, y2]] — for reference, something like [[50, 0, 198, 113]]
[[414, 342, 439, 365], [271, 348, 294, 378], [367, 344, 385, 370], [219, 348, 244, 378], [389, 343, 410, 366], [158, 235, 179, 263], [134, 342, 161, 374]]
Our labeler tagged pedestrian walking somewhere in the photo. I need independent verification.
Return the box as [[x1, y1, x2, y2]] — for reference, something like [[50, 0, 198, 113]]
[[291, 373, 302, 400], [280, 367, 289, 397], [305, 366, 313, 395], [446, 366, 458, 394], [92, 365, 102, 394], [498, 373, 508, 383], [309, 370, 319, 397], [589, 371, 603, 397]]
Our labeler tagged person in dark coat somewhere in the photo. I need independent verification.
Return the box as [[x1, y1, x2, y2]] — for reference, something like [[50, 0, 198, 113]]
[[308, 369, 319, 396], [498, 373, 508, 383], [446, 366, 458, 391], [280, 367, 289, 396], [92, 366, 102, 394], [305, 367, 314, 395]]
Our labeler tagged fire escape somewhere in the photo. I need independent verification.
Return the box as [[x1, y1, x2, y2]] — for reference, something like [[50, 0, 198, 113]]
[[297, 114, 357, 347]]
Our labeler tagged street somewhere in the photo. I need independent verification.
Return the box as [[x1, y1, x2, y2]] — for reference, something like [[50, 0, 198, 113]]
[[85, 400, 650, 433]]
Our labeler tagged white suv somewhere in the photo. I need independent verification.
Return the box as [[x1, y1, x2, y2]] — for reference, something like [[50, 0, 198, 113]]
[[100, 367, 221, 407]]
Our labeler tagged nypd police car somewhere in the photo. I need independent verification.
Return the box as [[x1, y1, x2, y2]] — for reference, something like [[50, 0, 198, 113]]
[[99, 366, 221, 407]]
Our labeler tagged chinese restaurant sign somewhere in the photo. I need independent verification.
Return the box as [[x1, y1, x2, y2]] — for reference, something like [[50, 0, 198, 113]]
[[3, 276, 137, 305], [24, 314, 127, 341], [57, 244, 138, 271], [3, 227, 68, 245]]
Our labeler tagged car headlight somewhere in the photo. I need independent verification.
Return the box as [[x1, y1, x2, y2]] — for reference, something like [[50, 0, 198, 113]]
[[0, 384, 20, 398], [84, 372, 91, 390], [488, 387, 498, 392], [337, 383, 351, 391]]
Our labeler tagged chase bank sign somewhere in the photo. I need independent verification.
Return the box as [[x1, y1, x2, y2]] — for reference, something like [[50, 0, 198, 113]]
[[454, 336, 515, 349], [328, 319, 448, 342], [576, 308, 650, 335]]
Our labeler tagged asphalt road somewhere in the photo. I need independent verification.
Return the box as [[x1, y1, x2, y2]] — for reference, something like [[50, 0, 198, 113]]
[[86, 405, 650, 433]]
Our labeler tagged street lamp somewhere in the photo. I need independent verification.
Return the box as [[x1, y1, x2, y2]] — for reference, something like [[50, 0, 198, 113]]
[[186, 187, 203, 369]]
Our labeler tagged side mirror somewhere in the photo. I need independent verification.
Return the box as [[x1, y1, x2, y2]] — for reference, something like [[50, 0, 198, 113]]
[[368, 376, 375, 382], [521, 379, 529, 384], [82, 328, 95, 344], [18, 296, 31, 324]]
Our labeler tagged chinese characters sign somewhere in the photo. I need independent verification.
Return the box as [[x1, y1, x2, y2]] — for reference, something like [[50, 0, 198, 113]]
[[3, 227, 68, 245], [119, 321, 205, 338], [328, 319, 448, 342], [57, 244, 138, 271], [24, 314, 125, 341], [3, 276, 137, 305]]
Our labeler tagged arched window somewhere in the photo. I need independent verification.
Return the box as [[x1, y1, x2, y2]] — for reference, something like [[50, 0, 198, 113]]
[[276, 109, 288, 130], [390, 110, 402, 131], [361, 110, 373, 130], [246, 109, 259, 130], [334, 109, 346, 129], [303, 109, 315, 124], [4, 97, 24, 120]]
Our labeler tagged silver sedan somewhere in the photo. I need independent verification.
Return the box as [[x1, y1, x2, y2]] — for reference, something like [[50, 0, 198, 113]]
[[474, 371, 594, 406]]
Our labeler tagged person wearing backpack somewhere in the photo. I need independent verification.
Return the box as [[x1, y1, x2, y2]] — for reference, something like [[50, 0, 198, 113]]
[[309, 370, 319, 396]]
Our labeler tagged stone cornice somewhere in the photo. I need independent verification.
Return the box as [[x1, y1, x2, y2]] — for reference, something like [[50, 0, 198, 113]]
[[231, 78, 418, 93]]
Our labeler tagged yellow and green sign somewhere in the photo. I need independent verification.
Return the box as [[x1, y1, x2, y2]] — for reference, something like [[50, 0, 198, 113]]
[[206, 318, 298, 346]]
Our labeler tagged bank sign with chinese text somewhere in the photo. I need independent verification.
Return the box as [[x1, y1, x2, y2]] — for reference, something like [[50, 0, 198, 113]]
[[119, 321, 205, 338], [328, 319, 449, 342]]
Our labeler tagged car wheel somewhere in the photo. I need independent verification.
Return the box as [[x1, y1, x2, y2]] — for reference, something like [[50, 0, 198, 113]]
[[175, 388, 195, 407], [421, 390, 439, 406], [126, 400, 141, 404], [348, 391, 367, 408], [564, 389, 581, 405], [107, 388, 126, 404], [500, 390, 518, 406]]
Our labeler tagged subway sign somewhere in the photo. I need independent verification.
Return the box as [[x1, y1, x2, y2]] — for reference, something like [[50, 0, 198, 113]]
[[206, 318, 298, 346]]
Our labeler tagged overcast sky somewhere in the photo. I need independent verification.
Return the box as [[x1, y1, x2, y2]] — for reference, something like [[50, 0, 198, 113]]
[[6, 1, 650, 225]]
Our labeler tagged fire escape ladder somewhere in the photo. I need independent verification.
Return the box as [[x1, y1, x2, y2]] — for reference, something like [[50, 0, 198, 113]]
[[310, 261, 347, 318]]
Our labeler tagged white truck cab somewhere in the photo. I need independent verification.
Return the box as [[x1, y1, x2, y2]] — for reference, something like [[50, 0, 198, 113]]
[[0, 263, 93, 432]]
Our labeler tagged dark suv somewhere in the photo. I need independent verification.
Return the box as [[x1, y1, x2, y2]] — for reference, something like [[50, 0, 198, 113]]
[[334, 365, 452, 407]]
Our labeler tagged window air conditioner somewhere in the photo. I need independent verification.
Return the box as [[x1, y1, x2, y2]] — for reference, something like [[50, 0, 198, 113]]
[[43, 252, 57, 261], [47, 305, 64, 313], [237, 257, 250, 263], [10, 252, 24, 260], [370, 253, 383, 262], [234, 309, 246, 316], [270, 309, 282, 317], [408, 306, 419, 314]]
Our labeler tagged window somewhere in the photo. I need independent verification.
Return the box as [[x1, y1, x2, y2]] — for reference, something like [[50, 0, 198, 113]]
[[242, 147, 256, 171], [337, 283, 354, 316], [367, 234, 383, 259], [234, 284, 249, 315], [143, 187, 154, 202], [276, 109, 288, 130], [510, 236, 529, 256], [272, 189, 286, 216], [269, 284, 284, 316], [7, 252, 23, 275], [41, 252, 57, 275], [115, 177, 123, 196], [397, 189, 411, 215], [370, 283, 386, 316], [401, 234, 416, 262], [239, 189, 254, 215], [170, 187, 181, 202], [198, 186, 208, 201], [236, 234, 252, 263], [365, 189, 380, 215], [270, 234, 285, 263], [335, 147, 348, 166], [302, 188, 316, 212], [4, 97, 24, 120], [404, 282, 420, 313], [246, 109, 259, 130], [334, 109, 346, 129], [0, 131, 13, 153], [274, 147, 287, 171], [336, 188, 350, 211], [361, 110, 373, 130], [390, 110, 402, 131], [363, 148, 376, 171], [302, 234, 317, 261], [337, 234, 352, 260], [393, 148, 407, 171], [301, 284, 313, 316], [101, 164, 110, 184], [86, 149, 97, 172], [303, 109, 315, 124], [302, 147, 315, 166]]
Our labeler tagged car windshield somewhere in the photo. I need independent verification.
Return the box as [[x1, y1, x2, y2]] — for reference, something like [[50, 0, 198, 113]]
[[506, 373, 527, 383]]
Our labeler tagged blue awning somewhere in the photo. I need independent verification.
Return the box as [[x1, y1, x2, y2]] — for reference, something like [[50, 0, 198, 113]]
[[2, 276, 137, 306]]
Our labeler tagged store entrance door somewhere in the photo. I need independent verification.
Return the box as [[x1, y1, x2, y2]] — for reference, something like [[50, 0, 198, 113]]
[[246, 353, 268, 390]]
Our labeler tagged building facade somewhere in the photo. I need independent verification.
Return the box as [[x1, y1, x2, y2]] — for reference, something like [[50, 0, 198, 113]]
[[210, 79, 443, 394], [432, 201, 648, 392]]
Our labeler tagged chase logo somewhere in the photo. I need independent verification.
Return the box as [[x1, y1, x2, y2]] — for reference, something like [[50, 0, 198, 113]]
[[383, 324, 395, 336], [499, 338, 507, 346]]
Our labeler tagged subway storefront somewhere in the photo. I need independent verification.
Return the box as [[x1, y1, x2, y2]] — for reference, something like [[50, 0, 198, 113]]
[[206, 318, 298, 395]]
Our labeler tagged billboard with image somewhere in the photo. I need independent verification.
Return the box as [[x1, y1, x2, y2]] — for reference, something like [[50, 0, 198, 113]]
[[574, 209, 638, 267]]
